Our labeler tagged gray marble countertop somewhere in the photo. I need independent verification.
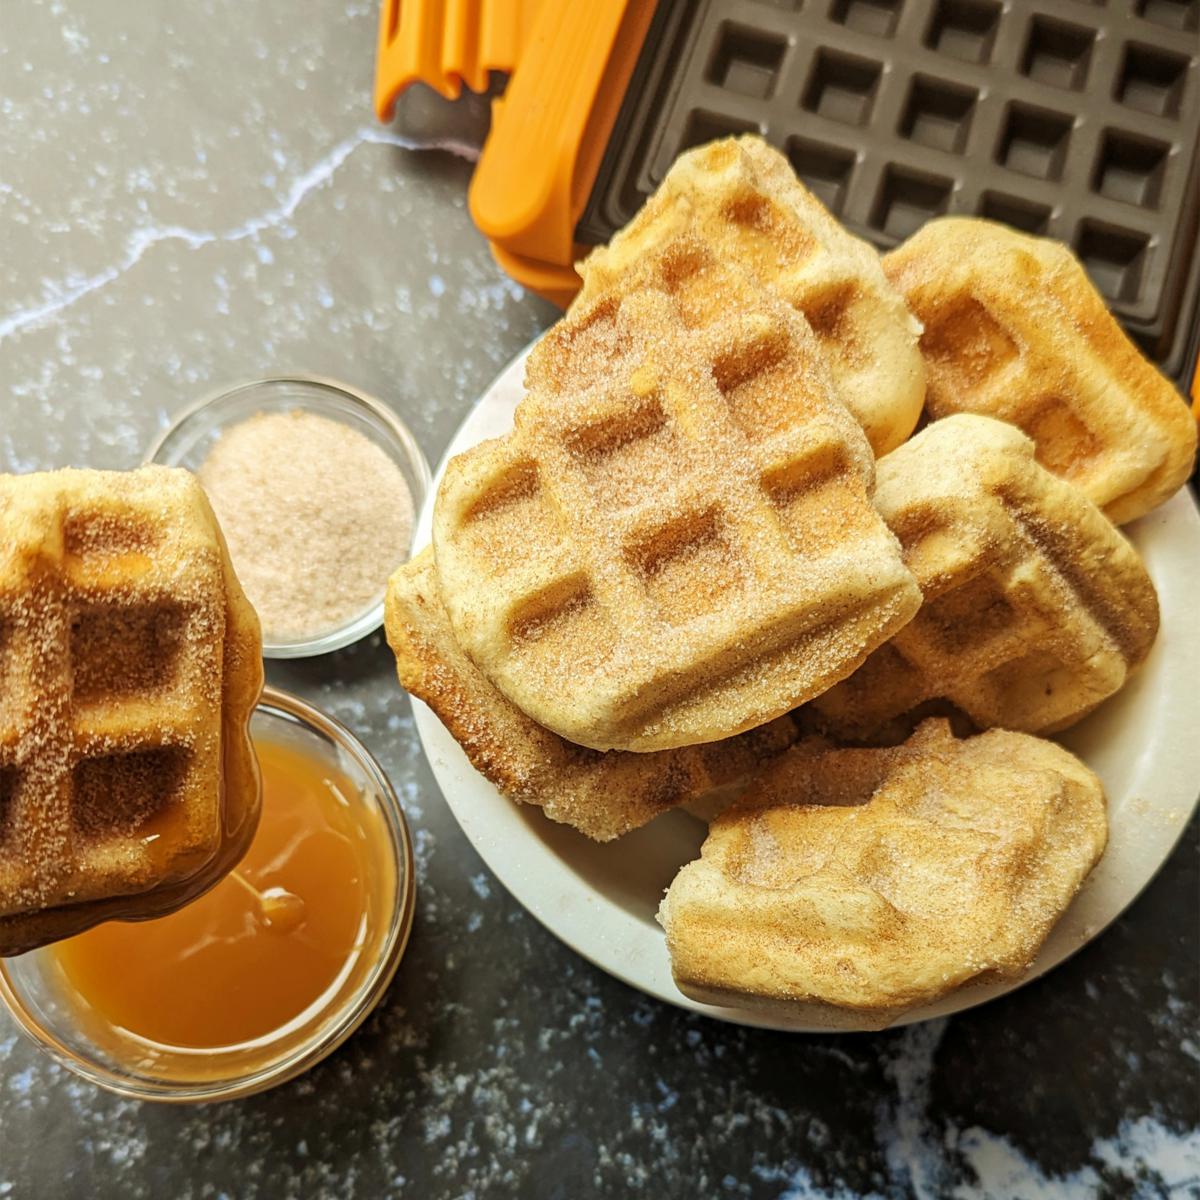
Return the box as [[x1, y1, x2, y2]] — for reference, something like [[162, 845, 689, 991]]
[[1, 4, 1197, 1198]]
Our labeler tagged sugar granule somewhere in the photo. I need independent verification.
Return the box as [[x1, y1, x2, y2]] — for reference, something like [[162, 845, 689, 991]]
[[198, 409, 414, 640]]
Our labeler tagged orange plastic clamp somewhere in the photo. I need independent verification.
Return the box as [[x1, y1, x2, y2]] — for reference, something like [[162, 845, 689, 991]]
[[468, 0, 656, 306], [374, 0, 540, 116], [374, 0, 655, 305]]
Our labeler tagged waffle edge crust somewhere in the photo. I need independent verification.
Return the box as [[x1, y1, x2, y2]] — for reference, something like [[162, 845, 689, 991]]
[[386, 548, 801, 840], [0, 466, 262, 956], [658, 720, 1108, 1029]]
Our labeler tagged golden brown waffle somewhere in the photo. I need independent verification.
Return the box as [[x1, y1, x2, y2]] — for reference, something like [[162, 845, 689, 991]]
[[0, 467, 262, 956], [434, 238, 921, 752], [884, 217, 1197, 525], [386, 549, 799, 841], [575, 135, 925, 456], [659, 720, 1107, 1026], [812, 415, 1159, 742]]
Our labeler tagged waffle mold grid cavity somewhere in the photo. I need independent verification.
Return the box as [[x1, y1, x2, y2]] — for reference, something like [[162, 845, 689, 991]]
[[579, 0, 1200, 380]]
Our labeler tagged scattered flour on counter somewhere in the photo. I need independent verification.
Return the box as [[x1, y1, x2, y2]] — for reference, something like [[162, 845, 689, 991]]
[[758, 1020, 1199, 1200], [1092, 1117, 1200, 1193]]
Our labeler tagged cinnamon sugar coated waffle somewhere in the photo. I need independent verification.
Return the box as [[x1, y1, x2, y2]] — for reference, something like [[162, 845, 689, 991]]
[[884, 217, 1197, 525], [0, 467, 262, 956], [812, 415, 1159, 742], [434, 238, 921, 752], [575, 136, 926, 457], [386, 549, 799, 841], [658, 720, 1107, 1026]]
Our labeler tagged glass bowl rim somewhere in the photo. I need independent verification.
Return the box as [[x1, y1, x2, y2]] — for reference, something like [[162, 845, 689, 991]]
[[143, 374, 432, 659], [0, 684, 416, 1104]]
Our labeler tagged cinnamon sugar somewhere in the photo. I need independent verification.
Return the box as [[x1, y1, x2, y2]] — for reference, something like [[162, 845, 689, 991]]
[[198, 410, 414, 641]]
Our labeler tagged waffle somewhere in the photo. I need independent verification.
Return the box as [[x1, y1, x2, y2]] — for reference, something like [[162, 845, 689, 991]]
[[434, 238, 921, 752], [884, 217, 1197, 525], [658, 719, 1107, 1026], [812, 415, 1159, 742], [386, 549, 799, 840], [0, 467, 262, 956], [575, 135, 925, 457]]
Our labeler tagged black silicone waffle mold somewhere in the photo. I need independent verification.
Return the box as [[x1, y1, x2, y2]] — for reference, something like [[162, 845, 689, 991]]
[[578, 0, 1200, 383]]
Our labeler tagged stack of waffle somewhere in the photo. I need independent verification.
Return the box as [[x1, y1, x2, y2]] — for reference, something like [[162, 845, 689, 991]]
[[386, 136, 1196, 1023], [0, 467, 262, 956]]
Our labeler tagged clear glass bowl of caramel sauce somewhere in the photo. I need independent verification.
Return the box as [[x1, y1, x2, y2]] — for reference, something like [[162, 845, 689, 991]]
[[0, 687, 415, 1102]]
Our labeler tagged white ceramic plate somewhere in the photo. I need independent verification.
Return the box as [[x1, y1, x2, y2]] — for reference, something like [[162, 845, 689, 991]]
[[412, 347, 1200, 1031]]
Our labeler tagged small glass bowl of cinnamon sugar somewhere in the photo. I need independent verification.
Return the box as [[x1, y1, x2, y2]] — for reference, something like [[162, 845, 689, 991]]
[[146, 376, 431, 658], [0, 687, 415, 1103]]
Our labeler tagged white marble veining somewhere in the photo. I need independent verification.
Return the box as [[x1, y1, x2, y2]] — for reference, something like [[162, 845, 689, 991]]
[[1, 3, 1196, 1198]]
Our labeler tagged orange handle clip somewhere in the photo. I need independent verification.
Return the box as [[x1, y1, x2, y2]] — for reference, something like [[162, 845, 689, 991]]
[[374, 0, 655, 305], [374, 0, 539, 116], [468, 0, 656, 304]]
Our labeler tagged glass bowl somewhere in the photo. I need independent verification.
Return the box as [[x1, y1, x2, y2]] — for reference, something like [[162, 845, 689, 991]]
[[0, 687, 416, 1103], [145, 376, 431, 658]]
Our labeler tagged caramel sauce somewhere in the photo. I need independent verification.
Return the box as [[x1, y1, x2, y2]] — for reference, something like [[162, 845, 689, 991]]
[[52, 739, 391, 1052]]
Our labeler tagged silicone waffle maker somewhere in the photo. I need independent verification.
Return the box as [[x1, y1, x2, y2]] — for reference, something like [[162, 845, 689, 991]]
[[374, 0, 1200, 394]]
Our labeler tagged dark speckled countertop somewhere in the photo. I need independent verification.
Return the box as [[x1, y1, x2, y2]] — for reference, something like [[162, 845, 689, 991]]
[[1, 4, 1197, 1198]]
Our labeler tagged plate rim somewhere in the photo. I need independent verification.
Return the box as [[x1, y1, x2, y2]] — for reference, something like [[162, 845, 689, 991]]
[[410, 342, 1200, 1032]]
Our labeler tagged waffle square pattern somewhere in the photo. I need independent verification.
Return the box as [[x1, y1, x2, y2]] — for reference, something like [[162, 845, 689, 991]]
[[884, 217, 1197, 524], [0, 467, 262, 955], [813, 414, 1160, 740], [577, 136, 926, 456], [434, 239, 922, 752]]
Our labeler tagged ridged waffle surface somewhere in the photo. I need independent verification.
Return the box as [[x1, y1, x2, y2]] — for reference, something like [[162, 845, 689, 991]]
[[576, 136, 925, 456], [813, 415, 1159, 741], [0, 467, 262, 955], [658, 720, 1107, 1026], [884, 217, 1197, 525], [434, 237, 921, 752], [386, 549, 799, 841]]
